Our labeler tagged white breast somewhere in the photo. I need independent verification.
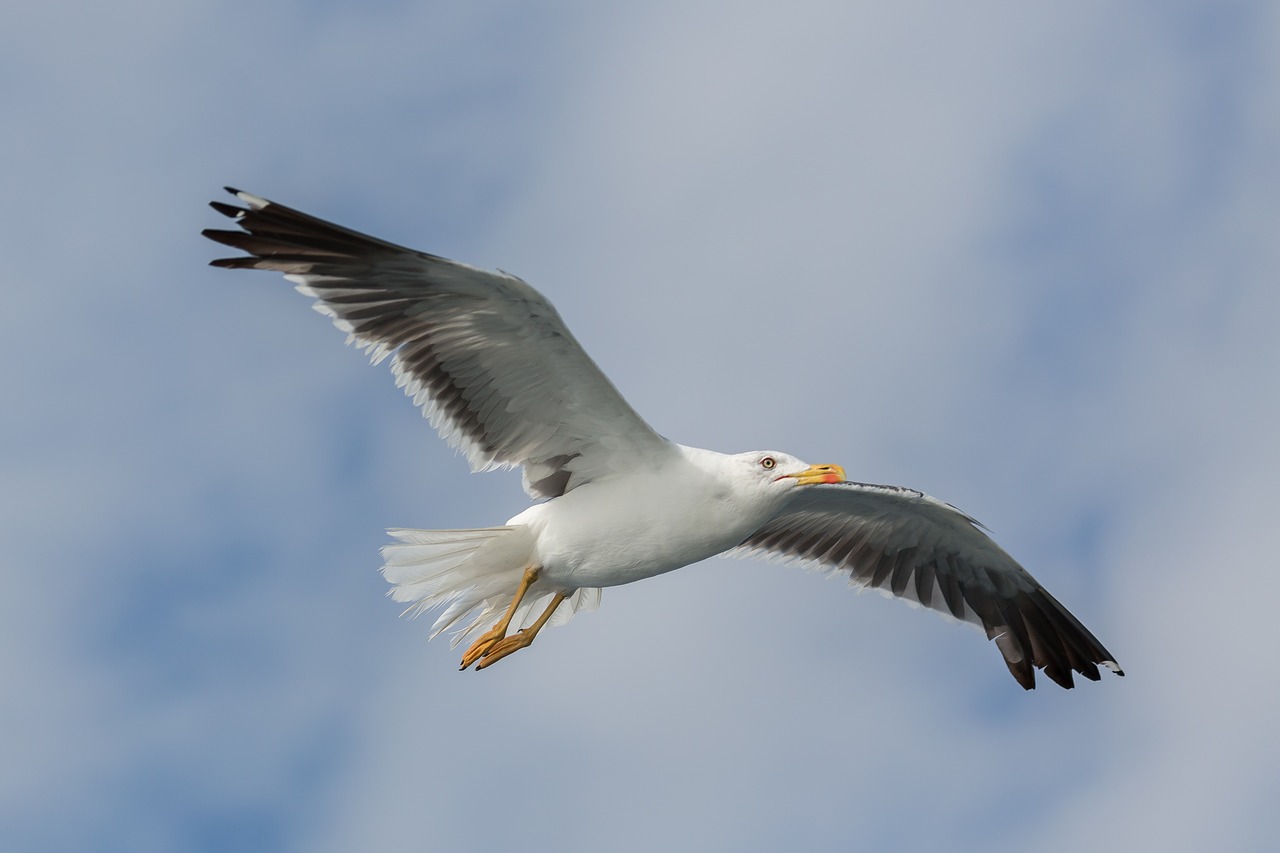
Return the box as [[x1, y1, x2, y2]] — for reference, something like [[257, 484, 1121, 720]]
[[509, 447, 776, 588]]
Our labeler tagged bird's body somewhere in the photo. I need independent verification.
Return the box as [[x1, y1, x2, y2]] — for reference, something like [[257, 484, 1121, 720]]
[[204, 188, 1124, 689], [512, 446, 793, 589]]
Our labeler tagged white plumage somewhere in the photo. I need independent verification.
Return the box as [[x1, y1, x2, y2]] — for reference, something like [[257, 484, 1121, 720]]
[[205, 188, 1124, 689]]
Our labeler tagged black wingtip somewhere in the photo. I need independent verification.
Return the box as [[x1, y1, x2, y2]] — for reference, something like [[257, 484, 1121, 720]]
[[223, 185, 243, 196], [208, 200, 243, 219], [1010, 661, 1039, 690], [201, 227, 244, 247]]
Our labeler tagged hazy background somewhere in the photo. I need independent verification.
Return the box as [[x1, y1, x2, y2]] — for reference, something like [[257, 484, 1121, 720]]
[[4, 2, 1277, 851]]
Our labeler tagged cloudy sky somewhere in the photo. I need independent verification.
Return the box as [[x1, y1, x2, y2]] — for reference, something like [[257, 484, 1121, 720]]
[[4, 2, 1278, 851]]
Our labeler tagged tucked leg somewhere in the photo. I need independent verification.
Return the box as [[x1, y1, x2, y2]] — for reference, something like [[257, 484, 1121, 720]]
[[474, 591, 569, 670], [458, 565, 540, 670]]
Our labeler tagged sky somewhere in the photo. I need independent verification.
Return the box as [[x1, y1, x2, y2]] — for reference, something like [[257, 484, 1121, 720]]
[[3, 2, 1278, 851]]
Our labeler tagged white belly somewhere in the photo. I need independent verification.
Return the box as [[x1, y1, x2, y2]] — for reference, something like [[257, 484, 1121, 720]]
[[508, 460, 772, 589]]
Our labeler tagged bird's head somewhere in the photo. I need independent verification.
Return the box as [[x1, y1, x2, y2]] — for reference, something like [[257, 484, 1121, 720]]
[[734, 451, 846, 494]]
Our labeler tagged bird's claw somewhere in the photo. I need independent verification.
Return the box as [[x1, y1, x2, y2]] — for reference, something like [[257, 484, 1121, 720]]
[[459, 625, 505, 670], [474, 630, 535, 670]]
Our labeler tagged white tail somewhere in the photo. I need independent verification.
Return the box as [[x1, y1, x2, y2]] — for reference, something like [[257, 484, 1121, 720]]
[[381, 527, 601, 647]]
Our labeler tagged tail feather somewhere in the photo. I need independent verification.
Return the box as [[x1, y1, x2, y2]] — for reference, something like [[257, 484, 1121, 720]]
[[382, 527, 509, 585], [380, 526, 600, 648]]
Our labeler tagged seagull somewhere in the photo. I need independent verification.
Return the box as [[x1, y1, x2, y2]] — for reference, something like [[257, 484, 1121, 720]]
[[203, 187, 1123, 689]]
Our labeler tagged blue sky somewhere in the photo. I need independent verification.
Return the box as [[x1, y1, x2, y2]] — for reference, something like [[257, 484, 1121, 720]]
[[3, 2, 1278, 851]]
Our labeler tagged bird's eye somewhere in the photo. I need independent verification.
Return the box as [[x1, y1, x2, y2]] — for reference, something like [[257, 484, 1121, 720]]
[[760, 456, 776, 470]]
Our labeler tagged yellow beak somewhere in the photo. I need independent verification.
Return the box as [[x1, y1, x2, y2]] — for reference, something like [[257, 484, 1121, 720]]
[[788, 463, 846, 486]]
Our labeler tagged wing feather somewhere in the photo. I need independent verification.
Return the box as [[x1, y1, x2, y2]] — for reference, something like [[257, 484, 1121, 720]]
[[730, 481, 1123, 689], [204, 188, 673, 497]]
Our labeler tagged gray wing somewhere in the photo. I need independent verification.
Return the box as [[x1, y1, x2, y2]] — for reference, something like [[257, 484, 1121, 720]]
[[204, 188, 673, 498], [730, 481, 1123, 689]]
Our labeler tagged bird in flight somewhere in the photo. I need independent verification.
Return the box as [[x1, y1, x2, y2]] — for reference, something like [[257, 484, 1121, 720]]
[[204, 188, 1123, 689]]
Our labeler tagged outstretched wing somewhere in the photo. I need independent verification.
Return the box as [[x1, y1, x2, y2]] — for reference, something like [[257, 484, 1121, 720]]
[[204, 188, 673, 498], [730, 481, 1123, 689]]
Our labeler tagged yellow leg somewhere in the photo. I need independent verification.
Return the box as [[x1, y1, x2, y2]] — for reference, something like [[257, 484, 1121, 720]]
[[474, 591, 569, 671], [458, 565, 540, 670]]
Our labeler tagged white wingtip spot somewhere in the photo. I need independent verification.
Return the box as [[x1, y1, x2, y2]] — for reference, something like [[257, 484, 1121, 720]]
[[234, 189, 270, 210]]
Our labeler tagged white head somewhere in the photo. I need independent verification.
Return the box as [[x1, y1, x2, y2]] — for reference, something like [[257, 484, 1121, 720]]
[[727, 450, 846, 500]]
